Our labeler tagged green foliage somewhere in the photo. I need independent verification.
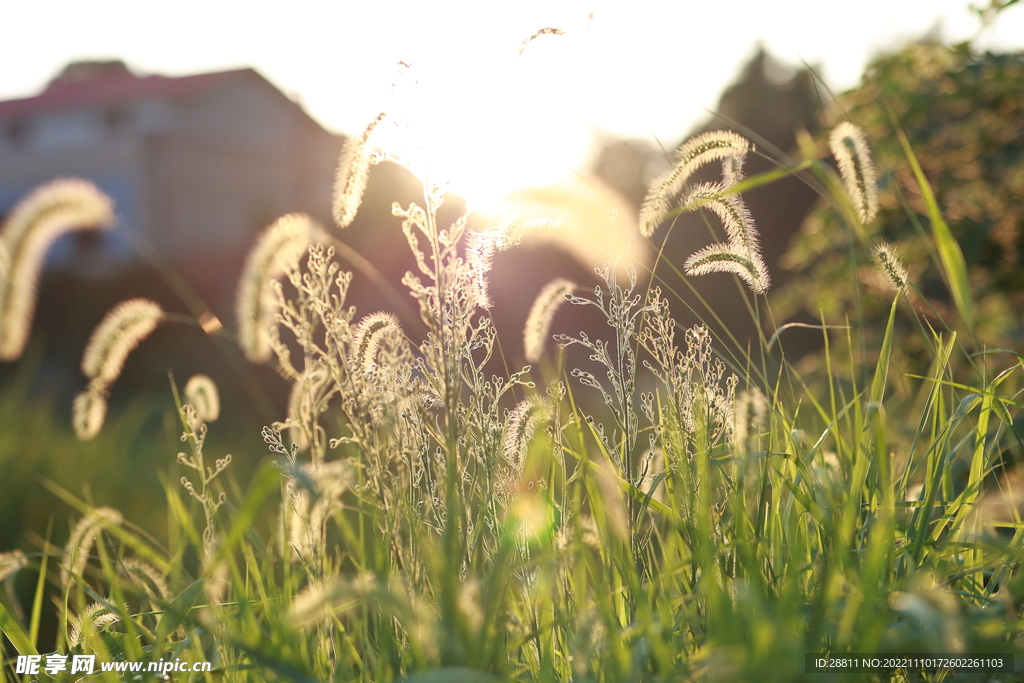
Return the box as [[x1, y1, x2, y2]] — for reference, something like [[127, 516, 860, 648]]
[[0, 358, 170, 552], [779, 40, 1024, 358]]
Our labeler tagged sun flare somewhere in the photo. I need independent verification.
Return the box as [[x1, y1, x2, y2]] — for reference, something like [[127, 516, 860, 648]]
[[369, 27, 594, 207]]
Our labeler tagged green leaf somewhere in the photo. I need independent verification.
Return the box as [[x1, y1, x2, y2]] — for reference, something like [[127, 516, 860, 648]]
[[667, 158, 814, 217], [29, 518, 53, 648], [868, 298, 899, 405], [0, 598, 35, 656], [216, 462, 280, 558], [39, 479, 172, 574], [155, 578, 204, 644], [896, 126, 973, 331]]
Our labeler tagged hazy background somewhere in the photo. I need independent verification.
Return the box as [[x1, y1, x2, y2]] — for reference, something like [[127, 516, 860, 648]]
[[3, 0, 1023, 204]]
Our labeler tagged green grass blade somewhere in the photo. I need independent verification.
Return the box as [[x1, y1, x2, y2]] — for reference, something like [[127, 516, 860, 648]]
[[951, 369, 1012, 545], [29, 517, 52, 648], [216, 463, 280, 559], [868, 298, 899, 406], [39, 479, 172, 574], [0, 599, 35, 656], [667, 159, 814, 220], [155, 578, 205, 643], [398, 668, 501, 683], [896, 126, 973, 331]]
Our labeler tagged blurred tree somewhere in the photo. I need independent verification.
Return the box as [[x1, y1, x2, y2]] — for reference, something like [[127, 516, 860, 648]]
[[776, 39, 1024, 372], [973, 0, 1020, 26]]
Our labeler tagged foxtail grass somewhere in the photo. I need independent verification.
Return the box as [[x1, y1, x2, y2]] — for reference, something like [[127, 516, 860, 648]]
[[0, 179, 114, 360]]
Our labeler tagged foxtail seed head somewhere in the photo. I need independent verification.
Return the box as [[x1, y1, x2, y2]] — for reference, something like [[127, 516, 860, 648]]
[[517, 27, 566, 56], [639, 131, 751, 237], [872, 242, 909, 294], [504, 396, 554, 472], [120, 558, 171, 601], [61, 507, 122, 584], [72, 389, 108, 441], [349, 312, 402, 377], [69, 602, 122, 649], [491, 213, 567, 251], [81, 299, 163, 385], [0, 550, 27, 582], [236, 213, 318, 363], [684, 244, 770, 295], [463, 211, 566, 311], [465, 229, 498, 309], [524, 278, 575, 363], [333, 113, 385, 229], [0, 179, 114, 361], [722, 154, 745, 188], [184, 374, 220, 423], [287, 572, 375, 626], [734, 388, 768, 448], [829, 121, 879, 224], [288, 362, 330, 452], [682, 183, 760, 256]]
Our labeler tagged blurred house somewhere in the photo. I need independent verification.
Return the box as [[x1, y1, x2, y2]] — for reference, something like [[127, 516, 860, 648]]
[[0, 60, 341, 297]]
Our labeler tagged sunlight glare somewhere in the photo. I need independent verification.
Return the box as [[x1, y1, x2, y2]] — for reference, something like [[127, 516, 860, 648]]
[[370, 24, 594, 207]]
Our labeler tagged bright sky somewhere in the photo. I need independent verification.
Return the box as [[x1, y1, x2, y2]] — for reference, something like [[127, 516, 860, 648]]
[[2, 0, 1022, 205]]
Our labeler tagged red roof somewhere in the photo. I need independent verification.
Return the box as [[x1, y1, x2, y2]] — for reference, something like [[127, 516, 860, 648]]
[[0, 62, 259, 120]]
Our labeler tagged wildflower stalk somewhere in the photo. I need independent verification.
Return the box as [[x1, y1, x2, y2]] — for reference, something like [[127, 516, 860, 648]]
[[173, 379, 232, 564]]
